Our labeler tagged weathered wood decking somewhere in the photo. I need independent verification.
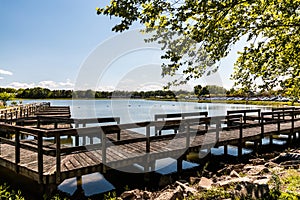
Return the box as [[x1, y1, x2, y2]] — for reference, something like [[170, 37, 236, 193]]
[[0, 106, 300, 189]]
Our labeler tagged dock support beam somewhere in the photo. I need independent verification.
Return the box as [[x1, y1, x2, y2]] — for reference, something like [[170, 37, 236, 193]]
[[253, 141, 258, 154], [237, 145, 242, 158], [177, 155, 185, 178], [269, 136, 273, 146], [224, 145, 228, 156], [15, 130, 20, 173], [76, 176, 83, 190], [38, 133, 43, 184]]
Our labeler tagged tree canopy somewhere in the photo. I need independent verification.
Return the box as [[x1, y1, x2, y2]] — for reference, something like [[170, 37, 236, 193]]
[[0, 92, 14, 106], [97, 0, 300, 91]]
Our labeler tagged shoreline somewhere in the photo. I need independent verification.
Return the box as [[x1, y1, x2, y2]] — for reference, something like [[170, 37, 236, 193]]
[[11, 98, 300, 107], [108, 145, 300, 200]]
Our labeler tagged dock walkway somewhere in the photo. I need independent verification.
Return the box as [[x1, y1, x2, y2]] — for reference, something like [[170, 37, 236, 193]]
[[0, 105, 299, 190]]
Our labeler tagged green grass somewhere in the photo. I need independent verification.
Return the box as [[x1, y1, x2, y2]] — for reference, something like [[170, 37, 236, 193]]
[[198, 100, 300, 107], [278, 169, 300, 199]]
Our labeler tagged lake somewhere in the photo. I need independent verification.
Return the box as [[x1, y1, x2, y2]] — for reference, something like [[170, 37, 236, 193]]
[[19, 99, 271, 123]]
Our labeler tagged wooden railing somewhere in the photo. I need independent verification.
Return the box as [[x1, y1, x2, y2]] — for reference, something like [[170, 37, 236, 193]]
[[227, 109, 261, 124], [0, 102, 50, 123], [271, 107, 300, 120], [154, 112, 208, 135], [0, 114, 242, 183], [1, 109, 300, 185]]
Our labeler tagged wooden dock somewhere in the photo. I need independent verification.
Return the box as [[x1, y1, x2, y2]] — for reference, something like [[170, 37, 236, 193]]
[[0, 102, 51, 123], [0, 105, 300, 192]]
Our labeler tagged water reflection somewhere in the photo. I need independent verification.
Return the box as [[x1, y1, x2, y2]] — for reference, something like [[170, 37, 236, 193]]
[[58, 173, 114, 197], [57, 159, 199, 197]]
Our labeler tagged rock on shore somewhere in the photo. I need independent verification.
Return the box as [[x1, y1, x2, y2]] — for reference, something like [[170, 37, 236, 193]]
[[118, 149, 300, 200]]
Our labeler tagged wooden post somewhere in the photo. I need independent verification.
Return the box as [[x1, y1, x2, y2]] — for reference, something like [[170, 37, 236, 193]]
[[146, 125, 150, 153], [82, 136, 86, 145], [215, 121, 220, 142], [186, 121, 190, 149], [117, 127, 121, 141], [38, 132, 43, 184], [56, 133, 61, 184], [75, 123, 79, 146], [253, 141, 258, 154], [224, 145, 228, 156], [54, 122, 58, 129], [89, 136, 93, 145], [76, 176, 83, 190], [238, 122, 243, 158], [101, 129, 107, 173], [177, 155, 183, 176], [260, 114, 265, 148], [150, 160, 156, 171], [144, 156, 150, 173], [37, 117, 41, 129], [82, 123, 86, 145], [291, 111, 296, 142], [15, 130, 20, 173], [20, 108, 23, 118], [10, 113, 13, 124]]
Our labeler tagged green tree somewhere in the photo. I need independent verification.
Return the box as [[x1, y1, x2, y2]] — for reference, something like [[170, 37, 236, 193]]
[[200, 86, 210, 96], [206, 85, 227, 96], [0, 92, 15, 106], [98, 0, 300, 90]]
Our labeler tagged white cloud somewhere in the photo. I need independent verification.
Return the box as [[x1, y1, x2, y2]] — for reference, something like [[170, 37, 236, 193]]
[[96, 85, 115, 92], [58, 79, 74, 87], [136, 84, 164, 91], [7, 82, 35, 89], [4, 79, 74, 90], [0, 69, 13, 76], [38, 81, 58, 88], [37, 80, 74, 89]]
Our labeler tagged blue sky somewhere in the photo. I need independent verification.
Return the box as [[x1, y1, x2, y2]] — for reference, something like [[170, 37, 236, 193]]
[[0, 0, 244, 91]]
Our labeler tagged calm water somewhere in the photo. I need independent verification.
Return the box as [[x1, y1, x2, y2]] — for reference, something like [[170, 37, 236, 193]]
[[16, 99, 275, 197], [19, 99, 271, 122]]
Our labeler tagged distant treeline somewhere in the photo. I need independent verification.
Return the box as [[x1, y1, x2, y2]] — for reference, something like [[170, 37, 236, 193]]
[[0, 87, 191, 99], [0, 84, 286, 100]]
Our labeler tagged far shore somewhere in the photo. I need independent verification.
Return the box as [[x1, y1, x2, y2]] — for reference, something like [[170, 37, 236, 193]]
[[7, 98, 300, 108]]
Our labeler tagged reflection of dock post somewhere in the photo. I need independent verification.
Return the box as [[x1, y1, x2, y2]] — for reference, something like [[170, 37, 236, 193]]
[[253, 141, 258, 154], [144, 158, 150, 184], [269, 135, 273, 146], [150, 160, 155, 171], [238, 122, 243, 158], [177, 155, 185, 178], [144, 125, 152, 185], [76, 176, 83, 190]]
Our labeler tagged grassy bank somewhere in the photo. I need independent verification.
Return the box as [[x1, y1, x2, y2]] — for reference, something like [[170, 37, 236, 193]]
[[198, 100, 300, 107], [146, 97, 300, 107]]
